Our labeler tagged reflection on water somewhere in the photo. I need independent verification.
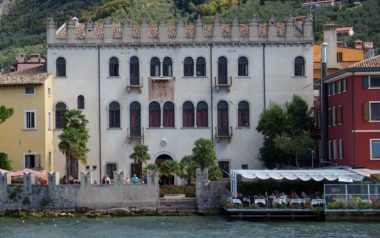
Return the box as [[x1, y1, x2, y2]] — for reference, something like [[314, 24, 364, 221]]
[[0, 216, 379, 238]]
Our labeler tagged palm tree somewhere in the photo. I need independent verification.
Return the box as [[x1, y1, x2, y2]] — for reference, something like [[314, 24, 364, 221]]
[[159, 160, 180, 185], [179, 155, 197, 185], [129, 144, 151, 177], [192, 138, 216, 171], [58, 109, 89, 178]]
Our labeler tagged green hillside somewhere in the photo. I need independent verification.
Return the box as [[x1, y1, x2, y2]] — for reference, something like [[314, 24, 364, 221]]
[[0, 0, 379, 72]]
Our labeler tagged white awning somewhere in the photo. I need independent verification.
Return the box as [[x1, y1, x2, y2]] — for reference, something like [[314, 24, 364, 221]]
[[230, 169, 365, 197]]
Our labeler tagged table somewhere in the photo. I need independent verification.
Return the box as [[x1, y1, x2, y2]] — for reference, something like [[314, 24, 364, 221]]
[[254, 198, 267, 206], [290, 198, 305, 205], [311, 199, 325, 206]]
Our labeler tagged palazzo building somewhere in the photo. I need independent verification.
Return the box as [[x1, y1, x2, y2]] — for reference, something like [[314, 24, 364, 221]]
[[46, 16, 314, 183]]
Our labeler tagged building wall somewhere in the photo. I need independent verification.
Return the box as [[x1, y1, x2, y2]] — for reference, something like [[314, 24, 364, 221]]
[[0, 78, 53, 172]]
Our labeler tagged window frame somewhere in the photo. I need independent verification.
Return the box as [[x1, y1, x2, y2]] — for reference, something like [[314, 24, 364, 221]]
[[369, 76, 380, 88], [294, 56, 305, 76], [77, 95, 85, 109], [130, 56, 140, 85], [183, 57, 194, 77], [238, 56, 249, 77], [56, 57, 66, 77], [55, 102, 67, 129], [196, 57, 206, 77], [108, 101, 121, 129], [370, 139, 380, 160], [109, 57, 120, 77], [196, 101, 208, 128], [217, 56, 228, 84], [24, 110, 37, 130], [369, 101, 380, 122], [24, 86, 35, 95], [238, 101, 250, 128], [163, 101, 175, 128], [24, 153, 41, 169], [339, 139, 344, 160], [149, 101, 161, 128], [182, 101, 194, 128], [150, 57, 161, 77], [163, 57, 173, 77], [130, 101, 141, 137]]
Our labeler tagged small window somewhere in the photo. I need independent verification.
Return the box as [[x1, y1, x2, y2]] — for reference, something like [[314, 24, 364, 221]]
[[370, 102, 380, 121], [238, 57, 248, 76], [336, 81, 341, 94], [341, 79, 347, 92], [184, 57, 194, 77], [48, 88, 51, 97], [328, 108, 332, 126], [332, 107, 336, 126], [24, 110, 36, 129], [163, 102, 175, 127], [339, 139, 344, 160], [149, 101, 161, 127], [77, 95, 85, 109], [25, 86, 35, 95], [238, 101, 249, 127], [337, 52, 343, 62], [371, 140, 380, 159], [242, 164, 248, 170], [56, 57, 66, 77], [109, 101, 121, 128], [150, 57, 160, 76], [109, 57, 119, 77], [163, 57, 173, 77], [196, 57, 206, 76], [328, 141, 332, 160], [25, 154, 41, 169], [55, 102, 67, 129], [337, 106, 343, 125], [218, 161, 229, 178], [48, 112, 51, 130], [333, 140, 337, 160], [369, 76, 380, 88], [183, 101, 194, 127], [294, 56, 305, 76]]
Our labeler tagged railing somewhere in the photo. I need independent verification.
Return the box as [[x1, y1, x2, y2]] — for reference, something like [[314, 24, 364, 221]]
[[126, 77, 143, 92], [324, 184, 380, 209], [215, 76, 232, 91], [127, 127, 144, 143], [215, 126, 233, 141]]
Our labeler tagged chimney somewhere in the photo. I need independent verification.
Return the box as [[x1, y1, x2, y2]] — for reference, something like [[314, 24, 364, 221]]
[[355, 40, 363, 49], [323, 24, 339, 68], [16, 53, 26, 63]]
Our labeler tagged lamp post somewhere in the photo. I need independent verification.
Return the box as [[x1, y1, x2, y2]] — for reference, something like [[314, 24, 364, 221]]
[[320, 42, 328, 165]]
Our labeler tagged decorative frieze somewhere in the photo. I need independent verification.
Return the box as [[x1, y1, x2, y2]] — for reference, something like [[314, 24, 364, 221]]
[[132, 25, 141, 39], [113, 22, 122, 39], [239, 24, 249, 38], [203, 24, 213, 38], [276, 22, 285, 37], [258, 23, 267, 37], [167, 24, 177, 38], [149, 24, 159, 38], [221, 24, 231, 38], [185, 24, 195, 38], [95, 22, 104, 39]]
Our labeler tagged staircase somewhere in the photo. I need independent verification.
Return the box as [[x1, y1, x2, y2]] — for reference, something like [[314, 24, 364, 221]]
[[159, 195, 197, 214]]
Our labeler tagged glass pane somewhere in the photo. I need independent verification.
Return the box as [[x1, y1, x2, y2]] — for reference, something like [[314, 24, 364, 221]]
[[370, 103, 380, 120], [370, 76, 380, 87], [372, 140, 380, 158]]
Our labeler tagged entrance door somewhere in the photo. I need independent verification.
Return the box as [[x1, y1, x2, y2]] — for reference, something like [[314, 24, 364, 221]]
[[156, 154, 175, 185]]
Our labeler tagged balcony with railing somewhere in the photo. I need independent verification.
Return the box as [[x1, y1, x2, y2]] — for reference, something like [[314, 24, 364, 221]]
[[127, 127, 144, 143], [126, 77, 143, 92], [215, 126, 233, 142], [215, 76, 232, 92]]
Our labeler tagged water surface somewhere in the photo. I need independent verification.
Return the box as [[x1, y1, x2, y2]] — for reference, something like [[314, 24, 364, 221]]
[[0, 216, 379, 238]]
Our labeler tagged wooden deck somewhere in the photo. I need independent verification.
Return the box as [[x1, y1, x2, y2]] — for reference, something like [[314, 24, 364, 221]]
[[223, 208, 325, 221]]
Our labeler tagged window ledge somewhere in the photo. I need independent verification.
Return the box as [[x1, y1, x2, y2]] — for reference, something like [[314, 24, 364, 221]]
[[235, 76, 251, 79], [107, 76, 121, 79], [236, 126, 251, 129], [56, 76, 67, 79], [23, 128, 37, 131], [107, 128, 122, 130], [146, 127, 176, 129], [182, 76, 208, 79], [292, 75, 307, 79]]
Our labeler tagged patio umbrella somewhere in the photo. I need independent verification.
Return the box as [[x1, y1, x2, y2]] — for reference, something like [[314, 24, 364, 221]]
[[10, 168, 45, 178]]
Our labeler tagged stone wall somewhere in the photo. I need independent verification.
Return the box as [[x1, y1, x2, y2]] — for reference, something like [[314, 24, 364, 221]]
[[0, 171, 159, 212], [196, 169, 229, 212]]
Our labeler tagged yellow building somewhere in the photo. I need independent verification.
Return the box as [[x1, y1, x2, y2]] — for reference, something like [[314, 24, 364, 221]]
[[0, 66, 54, 173]]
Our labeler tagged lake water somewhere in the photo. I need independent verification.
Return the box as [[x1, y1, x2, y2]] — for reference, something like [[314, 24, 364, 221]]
[[0, 216, 379, 238]]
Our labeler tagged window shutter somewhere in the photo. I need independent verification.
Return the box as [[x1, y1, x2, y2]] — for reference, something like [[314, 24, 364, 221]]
[[363, 102, 370, 122], [362, 76, 369, 89], [36, 154, 41, 168]]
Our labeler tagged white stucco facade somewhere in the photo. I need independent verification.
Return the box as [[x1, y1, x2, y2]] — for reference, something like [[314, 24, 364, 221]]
[[47, 16, 314, 183]]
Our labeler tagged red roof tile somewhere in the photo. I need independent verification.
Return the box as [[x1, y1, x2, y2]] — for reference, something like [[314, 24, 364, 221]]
[[0, 66, 50, 86], [347, 55, 380, 69]]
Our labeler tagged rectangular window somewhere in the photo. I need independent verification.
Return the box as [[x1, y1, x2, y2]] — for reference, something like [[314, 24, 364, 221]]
[[24, 154, 41, 169], [242, 164, 248, 170], [333, 140, 337, 160], [48, 88, 51, 97], [336, 106, 343, 125], [336, 81, 341, 94], [369, 76, 380, 88], [328, 141, 332, 160], [331, 83, 335, 95], [328, 108, 332, 126], [25, 86, 35, 95], [24, 110, 36, 129], [327, 84, 331, 96], [332, 107, 336, 126], [337, 52, 343, 62], [370, 140, 380, 159], [370, 102, 380, 121], [339, 139, 344, 160], [48, 112, 51, 130], [341, 79, 346, 92], [218, 161, 229, 178]]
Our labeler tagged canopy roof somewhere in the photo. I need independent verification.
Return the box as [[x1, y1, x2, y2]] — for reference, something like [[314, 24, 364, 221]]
[[230, 169, 365, 197]]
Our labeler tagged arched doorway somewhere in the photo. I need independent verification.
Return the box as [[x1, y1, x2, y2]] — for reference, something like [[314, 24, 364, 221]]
[[156, 154, 175, 185]]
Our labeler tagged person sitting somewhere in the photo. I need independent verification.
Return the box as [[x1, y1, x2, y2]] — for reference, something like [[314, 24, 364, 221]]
[[105, 175, 111, 184], [124, 176, 131, 184], [131, 174, 139, 184], [68, 175, 74, 184]]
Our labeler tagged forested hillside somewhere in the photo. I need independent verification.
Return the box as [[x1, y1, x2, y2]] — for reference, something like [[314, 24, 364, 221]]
[[0, 0, 379, 72]]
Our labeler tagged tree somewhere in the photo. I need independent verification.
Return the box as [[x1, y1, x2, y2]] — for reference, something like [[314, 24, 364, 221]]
[[143, 163, 159, 176], [208, 163, 222, 181], [192, 138, 217, 171], [256, 95, 315, 168], [129, 144, 151, 176], [0, 105, 14, 124], [179, 155, 197, 185], [159, 160, 180, 181], [58, 109, 89, 178], [0, 153, 11, 170]]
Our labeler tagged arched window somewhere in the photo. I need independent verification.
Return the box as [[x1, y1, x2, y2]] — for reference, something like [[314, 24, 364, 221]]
[[109, 101, 120, 128], [238, 57, 248, 76], [55, 102, 67, 129], [196, 57, 206, 76], [150, 57, 160, 76], [217, 101, 229, 136], [163, 57, 173, 77], [184, 57, 194, 77], [149, 101, 161, 127], [218, 56, 228, 84], [196, 101, 208, 127], [130, 101, 141, 136], [183, 101, 194, 127], [238, 101, 249, 127], [77, 95, 85, 109], [109, 57, 119, 77], [163, 102, 175, 127], [295, 56, 305, 76], [130, 56, 139, 85], [56, 57, 66, 77]]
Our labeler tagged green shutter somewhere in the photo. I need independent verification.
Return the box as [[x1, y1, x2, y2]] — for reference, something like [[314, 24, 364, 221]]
[[363, 76, 369, 89]]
